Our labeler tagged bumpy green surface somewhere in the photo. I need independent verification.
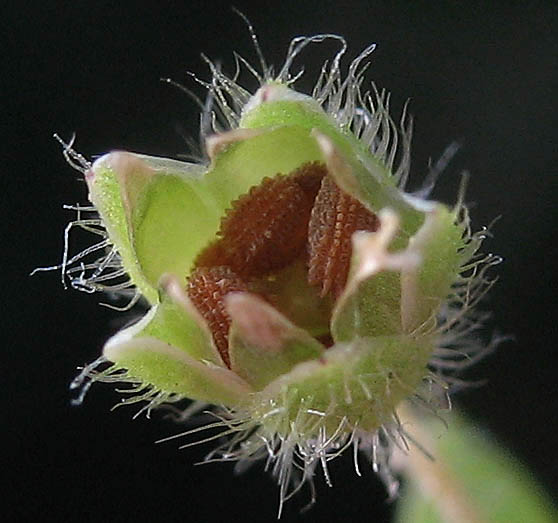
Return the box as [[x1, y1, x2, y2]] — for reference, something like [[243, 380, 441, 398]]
[[256, 335, 433, 433]]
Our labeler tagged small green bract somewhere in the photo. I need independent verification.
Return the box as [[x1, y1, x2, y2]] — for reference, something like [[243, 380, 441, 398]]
[[42, 31, 499, 515]]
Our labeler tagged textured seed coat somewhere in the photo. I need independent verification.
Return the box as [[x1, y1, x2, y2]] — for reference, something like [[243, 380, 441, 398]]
[[187, 266, 248, 368], [196, 174, 316, 276], [308, 175, 379, 299]]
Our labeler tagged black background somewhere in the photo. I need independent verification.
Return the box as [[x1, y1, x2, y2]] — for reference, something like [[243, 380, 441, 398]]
[[4, 1, 557, 522]]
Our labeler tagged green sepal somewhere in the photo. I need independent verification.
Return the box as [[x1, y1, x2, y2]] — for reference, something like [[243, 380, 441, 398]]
[[203, 124, 323, 202], [227, 292, 325, 390], [99, 275, 254, 405], [104, 337, 252, 406], [139, 292, 222, 366], [330, 210, 412, 341], [130, 170, 220, 292], [88, 152, 166, 303], [400, 205, 466, 333], [256, 334, 433, 434], [331, 205, 466, 342]]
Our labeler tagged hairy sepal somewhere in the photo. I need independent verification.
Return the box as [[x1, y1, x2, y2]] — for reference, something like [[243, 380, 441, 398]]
[[104, 337, 252, 406], [100, 275, 253, 405], [252, 334, 434, 435], [87, 152, 163, 303], [88, 152, 210, 303], [400, 205, 467, 333], [331, 205, 466, 341]]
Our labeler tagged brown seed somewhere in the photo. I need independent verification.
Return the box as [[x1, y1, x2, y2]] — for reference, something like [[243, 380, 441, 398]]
[[195, 165, 325, 277], [308, 175, 380, 299], [291, 161, 328, 200], [187, 266, 249, 368]]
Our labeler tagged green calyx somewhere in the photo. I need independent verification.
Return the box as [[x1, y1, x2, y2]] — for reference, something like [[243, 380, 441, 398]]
[[85, 82, 469, 435]]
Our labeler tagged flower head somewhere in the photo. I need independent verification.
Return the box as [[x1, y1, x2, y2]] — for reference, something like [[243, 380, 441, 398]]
[[42, 30, 499, 514]]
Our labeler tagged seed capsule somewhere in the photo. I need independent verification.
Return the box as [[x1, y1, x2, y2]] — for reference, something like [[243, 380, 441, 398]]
[[308, 175, 380, 299], [187, 266, 249, 368]]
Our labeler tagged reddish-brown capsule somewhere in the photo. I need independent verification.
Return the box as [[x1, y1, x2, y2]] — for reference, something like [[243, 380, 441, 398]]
[[186, 266, 249, 368], [307, 175, 380, 299]]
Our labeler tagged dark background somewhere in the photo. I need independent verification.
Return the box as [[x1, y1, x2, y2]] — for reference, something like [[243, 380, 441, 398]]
[[4, 1, 557, 521]]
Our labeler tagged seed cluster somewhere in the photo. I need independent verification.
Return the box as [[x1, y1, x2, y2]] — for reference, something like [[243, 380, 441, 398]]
[[187, 162, 379, 366]]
